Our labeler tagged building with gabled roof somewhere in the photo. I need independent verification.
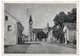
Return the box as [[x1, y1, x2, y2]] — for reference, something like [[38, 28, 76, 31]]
[[4, 10, 24, 45], [63, 23, 76, 44], [28, 14, 49, 42], [64, 23, 76, 31]]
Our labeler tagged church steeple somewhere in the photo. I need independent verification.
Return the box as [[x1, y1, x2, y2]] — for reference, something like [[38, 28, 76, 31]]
[[29, 14, 33, 23], [46, 22, 49, 30], [47, 22, 49, 28], [28, 14, 33, 41], [46, 22, 50, 32]]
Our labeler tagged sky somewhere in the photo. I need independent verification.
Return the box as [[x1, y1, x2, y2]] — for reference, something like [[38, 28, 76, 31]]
[[5, 3, 76, 35]]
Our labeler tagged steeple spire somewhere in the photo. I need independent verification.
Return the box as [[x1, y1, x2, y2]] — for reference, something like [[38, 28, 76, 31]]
[[29, 14, 33, 23], [47, 22, 49, 28]]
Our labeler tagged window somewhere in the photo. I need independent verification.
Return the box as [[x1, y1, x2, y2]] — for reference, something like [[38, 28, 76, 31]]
[[8, 25, 11, 31], [5, 16, 8, 21]]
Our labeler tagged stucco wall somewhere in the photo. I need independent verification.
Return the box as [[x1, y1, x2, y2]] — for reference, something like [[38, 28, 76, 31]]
[[68, 30, 76, 43], [63, 25, 76, 44], [4, 12, 17, 45]]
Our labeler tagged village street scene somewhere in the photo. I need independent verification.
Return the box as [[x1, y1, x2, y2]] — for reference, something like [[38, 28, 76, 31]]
[[4, 3, 76, 54]]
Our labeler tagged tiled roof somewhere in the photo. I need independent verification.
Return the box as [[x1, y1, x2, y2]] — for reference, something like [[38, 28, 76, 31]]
[[32, 28, 43, 33], [65, 23, 76, 30]]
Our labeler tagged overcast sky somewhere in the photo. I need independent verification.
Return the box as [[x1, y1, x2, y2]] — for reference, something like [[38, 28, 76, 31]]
[[5, 3, 76, 35]]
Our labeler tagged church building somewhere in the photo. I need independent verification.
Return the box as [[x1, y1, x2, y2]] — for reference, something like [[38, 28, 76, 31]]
[[28, 15, 50, 42], [28, 15, 43, 42]]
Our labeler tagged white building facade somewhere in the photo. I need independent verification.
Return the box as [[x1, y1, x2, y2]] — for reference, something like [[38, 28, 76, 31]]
[[47, 30, 56, 43], [4, 11, 19, 45], [63, 23, 76, 44]]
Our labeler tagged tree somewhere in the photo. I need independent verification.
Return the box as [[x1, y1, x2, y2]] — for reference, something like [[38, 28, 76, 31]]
[[67, 8, 76, 23], [53, 12, 68, 30], [52, 28, 64, 43], [53, 8, 76, 29], [52, 8, 76, 43], [37, 31, 47, 41]]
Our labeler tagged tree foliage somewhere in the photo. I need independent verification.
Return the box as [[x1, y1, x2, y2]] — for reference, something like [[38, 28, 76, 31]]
[[53, 8, 76, 29], [52, 8, 76, 43], [37, 31, 47, 41], [52, 28, 64, 43]]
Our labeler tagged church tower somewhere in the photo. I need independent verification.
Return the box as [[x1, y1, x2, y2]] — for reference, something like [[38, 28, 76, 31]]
[[47, 22, 49, 30], [28, 15, 33, 41], [43, 22, 49, 34], [46, 22, 49, 33]]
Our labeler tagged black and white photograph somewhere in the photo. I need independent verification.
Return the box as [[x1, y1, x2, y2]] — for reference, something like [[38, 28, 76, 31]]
[[4, 3, 76, 54]]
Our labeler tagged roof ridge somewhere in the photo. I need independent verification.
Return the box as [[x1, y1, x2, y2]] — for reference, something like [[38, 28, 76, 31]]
[[5, 10, 19, 22]]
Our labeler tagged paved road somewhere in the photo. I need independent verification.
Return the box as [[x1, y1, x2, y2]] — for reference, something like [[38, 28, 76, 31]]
[[5, 45, 30, 53], [26, 42, 76, 54]]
